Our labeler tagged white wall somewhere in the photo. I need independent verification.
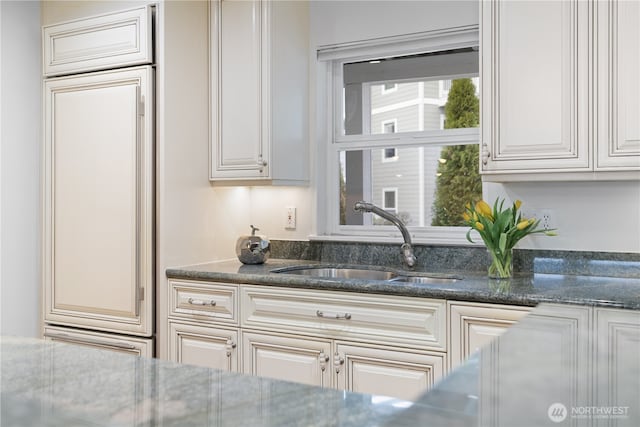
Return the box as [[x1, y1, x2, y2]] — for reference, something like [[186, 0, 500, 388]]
[[0, 0, 41, 337], [486, 181, 640, 252]]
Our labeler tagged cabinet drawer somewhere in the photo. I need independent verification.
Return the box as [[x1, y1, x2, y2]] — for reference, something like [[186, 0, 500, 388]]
[[241, 286, 446, 351], [43, 325, 153, 358], [169, 280, 239, 325], [43, 6, 153, 76]]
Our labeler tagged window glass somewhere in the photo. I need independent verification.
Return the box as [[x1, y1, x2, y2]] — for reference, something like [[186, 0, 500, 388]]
[[341, 48, 478, 137], [332, 40, 481, 232]]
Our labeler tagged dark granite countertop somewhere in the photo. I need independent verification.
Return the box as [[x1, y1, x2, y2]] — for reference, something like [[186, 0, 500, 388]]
[[166, 258, 640, 310], [3, 302, 638, 426], [0, 336, 408, 426]]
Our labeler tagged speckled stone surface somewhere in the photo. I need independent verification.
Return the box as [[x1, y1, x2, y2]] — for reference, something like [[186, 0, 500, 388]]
[[0, 337, 408, 426], [167, 258, 640, 310], [270, 240, 640, 278]]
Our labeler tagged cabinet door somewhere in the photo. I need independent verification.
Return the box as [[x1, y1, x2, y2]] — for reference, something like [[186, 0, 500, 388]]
[[169, 322, 239, 372], [43, 66, 154, 336], [242, 331, 332, 387], [479, 304, 591, 426], [449, 302, 530, 369], [43, 326, 153, 358], [210, 0, 269, 180], [334, 342, 444, 402], [481, 0, 590, 174], [594, 308, 640, 426], [595, 0, 640, 170], [43, 6, 153, 77]]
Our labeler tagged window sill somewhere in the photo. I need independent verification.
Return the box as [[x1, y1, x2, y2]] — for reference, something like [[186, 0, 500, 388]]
[[309, 229, 483, 247]]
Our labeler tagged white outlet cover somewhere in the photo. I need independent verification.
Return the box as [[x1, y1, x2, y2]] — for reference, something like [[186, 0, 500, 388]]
[[285, 207, 296, 230]]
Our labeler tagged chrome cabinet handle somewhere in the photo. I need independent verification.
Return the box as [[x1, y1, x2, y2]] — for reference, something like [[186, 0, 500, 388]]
[[187, 297, 216, 306], [44, 332, 137, 350], [481, 143, 491, 166], [257, 159, 268, 167], [319, 351, 330, 372], [225, 338, 236, 357], [316, 310, 351, 320], [334, 352, 345, 374]]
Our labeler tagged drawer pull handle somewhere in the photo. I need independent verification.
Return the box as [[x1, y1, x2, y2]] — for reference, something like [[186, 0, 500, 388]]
[[187, 297, 216, 307], [44, 332, 137, 350], [316, 310, 351, 320]]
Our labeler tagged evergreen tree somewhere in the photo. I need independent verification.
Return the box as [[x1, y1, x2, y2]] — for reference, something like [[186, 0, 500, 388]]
[[431, 79, 482, 226]]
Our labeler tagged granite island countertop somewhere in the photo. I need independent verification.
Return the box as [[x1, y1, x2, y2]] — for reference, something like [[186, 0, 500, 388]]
[[166, 258, 640, 310], [3, 302, 638, 426]]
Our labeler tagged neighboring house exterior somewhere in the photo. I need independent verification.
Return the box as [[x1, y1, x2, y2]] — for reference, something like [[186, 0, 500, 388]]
[[369, 78, 478, 226]]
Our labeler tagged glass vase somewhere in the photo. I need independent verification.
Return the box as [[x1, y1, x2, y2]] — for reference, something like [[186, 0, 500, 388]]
[[488, 248, 513, 279]]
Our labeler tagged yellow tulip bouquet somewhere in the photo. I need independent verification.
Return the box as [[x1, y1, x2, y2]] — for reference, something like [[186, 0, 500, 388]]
[[463, 198, 556, 278]]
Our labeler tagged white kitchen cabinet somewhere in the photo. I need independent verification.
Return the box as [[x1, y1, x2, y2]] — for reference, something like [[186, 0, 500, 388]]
[[242, 330, 332, 387], [480, 0, 590, 176], [479, 304, 591, 426], [167, 280, 240, 371], [594, 0, 640, 171], [240, 285, 446, 400], [241, 285, 446, 351], [594, 308, 640, 426], [169, 321, 239, 372], [334, 341, 445, 402], [43, 325, 153, 358], [43, 66, 154, 337], [449, 301, 531, 369], [481, 0, 639, 180], [209, 0, 308, 184], [42, 5, 153, 77]]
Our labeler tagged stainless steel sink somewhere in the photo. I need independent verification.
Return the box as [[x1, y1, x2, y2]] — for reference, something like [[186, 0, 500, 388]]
[[271, 266, 461, 284], [272, 266, 398, 281], [390, 275, 461, 285]]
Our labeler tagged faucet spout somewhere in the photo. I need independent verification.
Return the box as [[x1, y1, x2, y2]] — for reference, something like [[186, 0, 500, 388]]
[[354, 201, 416, 268]]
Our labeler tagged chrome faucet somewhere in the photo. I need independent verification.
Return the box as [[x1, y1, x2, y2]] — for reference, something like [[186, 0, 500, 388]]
[[353, 201, 417, 269]]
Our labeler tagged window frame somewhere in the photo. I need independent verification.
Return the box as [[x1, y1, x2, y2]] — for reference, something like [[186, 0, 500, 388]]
[[319, 26, 482, 245]]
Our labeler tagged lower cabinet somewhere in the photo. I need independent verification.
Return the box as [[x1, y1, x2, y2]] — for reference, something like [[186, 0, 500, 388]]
[[167, 279, 536, 401], [334, 342, 445, 401], [242, 330, 332, 387], [478, 304, 591, 426], [168, 321, 239, 372], [594, 308, 640, 426], [448, 301, 531, 369], [241, 331, 443, 401]]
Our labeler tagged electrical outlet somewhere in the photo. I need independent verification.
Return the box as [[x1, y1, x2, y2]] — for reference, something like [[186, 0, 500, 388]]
[[285, 207, 296, 230], [523, 208, 555, 231]]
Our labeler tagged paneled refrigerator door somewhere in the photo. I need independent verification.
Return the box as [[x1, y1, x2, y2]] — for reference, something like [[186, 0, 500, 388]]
[[43, 66, 154, 337]]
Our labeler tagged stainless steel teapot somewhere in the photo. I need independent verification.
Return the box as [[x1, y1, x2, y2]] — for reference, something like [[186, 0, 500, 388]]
[[236, 225, 270, 264]]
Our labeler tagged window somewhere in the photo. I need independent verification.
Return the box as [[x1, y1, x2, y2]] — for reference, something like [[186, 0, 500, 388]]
[[322, 27, 481, 244], [382, 83, 398, 94], [383, 147, 397, 161], [382, 120, 396, 134], [382, 188, 398, 213]]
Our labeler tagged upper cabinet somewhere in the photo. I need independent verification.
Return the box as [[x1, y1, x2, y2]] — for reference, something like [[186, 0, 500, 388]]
[[209, 0, 309, 184], [481, 0, 640, 180], [594, 0, 640, 170], [42, 6, 153, 77]]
